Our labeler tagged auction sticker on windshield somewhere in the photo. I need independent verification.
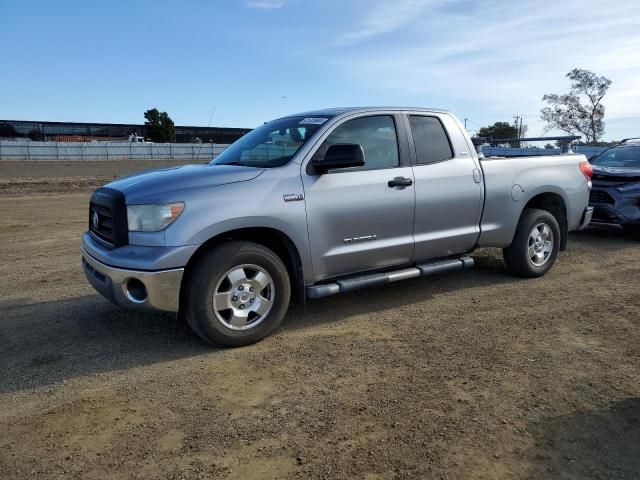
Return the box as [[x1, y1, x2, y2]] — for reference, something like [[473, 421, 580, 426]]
[[299, 117, 328, 125]]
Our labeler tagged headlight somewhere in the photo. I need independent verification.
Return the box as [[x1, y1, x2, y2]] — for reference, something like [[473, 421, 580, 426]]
[[127, 202, 185, 232], [616, 183, 640, 193]]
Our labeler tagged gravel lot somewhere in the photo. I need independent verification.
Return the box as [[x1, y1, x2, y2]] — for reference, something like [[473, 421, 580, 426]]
[[1, 160, 639, 479]]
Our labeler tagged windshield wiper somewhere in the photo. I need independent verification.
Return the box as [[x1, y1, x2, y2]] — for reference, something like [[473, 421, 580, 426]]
[[214, 158, 289, 168], [215, 161, 247, 166]]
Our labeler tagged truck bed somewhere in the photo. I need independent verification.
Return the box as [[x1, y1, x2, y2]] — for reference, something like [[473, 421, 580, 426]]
[[478, 153, 589, 248]]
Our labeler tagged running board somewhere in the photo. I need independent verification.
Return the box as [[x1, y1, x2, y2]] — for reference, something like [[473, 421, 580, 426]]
[[306, 256, 474, 299]]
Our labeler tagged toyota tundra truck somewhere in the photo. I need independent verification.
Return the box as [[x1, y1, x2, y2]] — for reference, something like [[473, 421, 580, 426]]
[[82, 107, 593, 347]]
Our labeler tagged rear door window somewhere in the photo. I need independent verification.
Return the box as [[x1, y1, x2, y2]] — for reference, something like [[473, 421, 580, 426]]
[[409, 115, 454, 165]]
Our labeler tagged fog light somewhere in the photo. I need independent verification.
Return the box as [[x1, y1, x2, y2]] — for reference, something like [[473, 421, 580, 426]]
[[125, 278, 148, 303]]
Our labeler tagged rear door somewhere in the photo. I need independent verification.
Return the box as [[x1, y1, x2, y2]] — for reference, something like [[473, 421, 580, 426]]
[[301, 114, 415, 281], [406, 113, 483, 261]]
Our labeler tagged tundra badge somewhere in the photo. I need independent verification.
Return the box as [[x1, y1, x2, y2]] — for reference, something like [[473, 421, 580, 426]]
[[344, 234, 377, 244]]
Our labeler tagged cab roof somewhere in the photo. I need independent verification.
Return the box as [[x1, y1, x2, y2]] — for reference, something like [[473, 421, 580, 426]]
[[279, 106, 452, 119]]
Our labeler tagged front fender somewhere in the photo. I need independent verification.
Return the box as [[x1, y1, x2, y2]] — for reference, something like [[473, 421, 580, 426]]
[[163, 165, 314, 283], [186, 216, 313, 281]]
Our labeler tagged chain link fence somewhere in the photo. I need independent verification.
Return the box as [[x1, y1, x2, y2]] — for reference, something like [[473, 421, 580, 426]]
[[0, 141, 230, 161]]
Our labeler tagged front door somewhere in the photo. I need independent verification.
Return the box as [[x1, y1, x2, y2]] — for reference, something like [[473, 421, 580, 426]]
[[302, 114, 415, 281]]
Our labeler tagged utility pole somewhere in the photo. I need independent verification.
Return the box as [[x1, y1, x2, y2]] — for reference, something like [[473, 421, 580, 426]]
[[464, 118, 468, 130], [518, 117, 523, 144], [513, 114, 523, 146], [512, 114, 520, 136]]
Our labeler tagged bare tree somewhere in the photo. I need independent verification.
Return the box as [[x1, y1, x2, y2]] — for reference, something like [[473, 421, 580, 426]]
[[540, 68, 612, 144]]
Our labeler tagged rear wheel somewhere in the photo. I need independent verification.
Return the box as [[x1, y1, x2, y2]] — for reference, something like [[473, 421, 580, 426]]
[[183, 241, 290, 347], [503, 208, 561, 278]]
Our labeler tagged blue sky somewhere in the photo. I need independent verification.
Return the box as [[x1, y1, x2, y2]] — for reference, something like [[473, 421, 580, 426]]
[[1, 0, 638, 140]]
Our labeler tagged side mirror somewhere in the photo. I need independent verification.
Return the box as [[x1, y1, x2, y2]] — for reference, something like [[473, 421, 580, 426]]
[[311, 144, 365, 174]]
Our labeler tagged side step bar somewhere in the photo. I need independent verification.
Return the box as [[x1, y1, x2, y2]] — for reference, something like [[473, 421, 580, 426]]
[[306, 256, 474, 299]]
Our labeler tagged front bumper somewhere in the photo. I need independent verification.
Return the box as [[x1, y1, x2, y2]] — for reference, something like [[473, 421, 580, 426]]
[[82, 248, 184, 312], [589, 186, 640, 226]]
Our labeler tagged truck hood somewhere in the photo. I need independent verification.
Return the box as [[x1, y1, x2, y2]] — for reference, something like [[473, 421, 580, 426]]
[[592, 165, 640, 184], [105, 164, 265, 202]]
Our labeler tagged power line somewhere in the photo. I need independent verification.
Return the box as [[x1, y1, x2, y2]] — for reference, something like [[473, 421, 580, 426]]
[[464, 118, 483, 128]]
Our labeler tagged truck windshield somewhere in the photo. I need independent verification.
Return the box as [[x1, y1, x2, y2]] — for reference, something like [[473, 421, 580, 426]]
[[211, 116, 330, 168], [591, 144, 640, 169]]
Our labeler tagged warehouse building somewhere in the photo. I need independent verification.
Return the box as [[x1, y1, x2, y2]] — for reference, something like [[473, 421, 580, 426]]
[[0, 119, 251, 143]]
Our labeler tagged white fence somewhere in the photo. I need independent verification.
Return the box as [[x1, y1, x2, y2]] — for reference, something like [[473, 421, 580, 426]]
[[0, 141, 609, 162], [0, 141, 230, 161]]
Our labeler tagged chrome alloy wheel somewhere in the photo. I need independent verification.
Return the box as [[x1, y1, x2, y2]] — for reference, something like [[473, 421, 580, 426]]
[[212, 264, 275, 331], [528, 223, 554, 267]]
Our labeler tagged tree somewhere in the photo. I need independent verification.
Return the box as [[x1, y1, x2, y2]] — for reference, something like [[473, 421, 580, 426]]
[[478, 122, 520, 147], [27, 128, 44, 141], [540, 68, 611, 144], [143, 108, 176, 142], [0, 122, 18, 138]]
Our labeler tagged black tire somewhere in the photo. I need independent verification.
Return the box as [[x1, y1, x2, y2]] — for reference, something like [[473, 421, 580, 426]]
[[623, 225, 640, 240], [182, 241, 290, 347], [503, 208, 561, 278]]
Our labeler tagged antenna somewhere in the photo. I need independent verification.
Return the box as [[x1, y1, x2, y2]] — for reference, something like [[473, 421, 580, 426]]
[[206, 105, 217, 127], [195, 105, 217, 162]]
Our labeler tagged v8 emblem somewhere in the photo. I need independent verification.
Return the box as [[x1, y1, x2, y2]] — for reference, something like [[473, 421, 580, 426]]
[[283, 193, 304, 202]]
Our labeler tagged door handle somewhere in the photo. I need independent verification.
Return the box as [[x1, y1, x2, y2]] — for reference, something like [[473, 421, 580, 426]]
[[388, 177, 413, 189]]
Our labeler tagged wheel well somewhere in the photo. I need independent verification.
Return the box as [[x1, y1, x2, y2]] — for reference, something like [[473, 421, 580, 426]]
[[522, 193, 568, 251], [180, 228, 305, 308]]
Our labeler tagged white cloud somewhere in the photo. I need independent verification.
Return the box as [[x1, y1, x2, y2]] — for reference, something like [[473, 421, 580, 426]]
[[330, 0, 640, 138], [243, 0, 285, 9], [341, 0, 442, 43]]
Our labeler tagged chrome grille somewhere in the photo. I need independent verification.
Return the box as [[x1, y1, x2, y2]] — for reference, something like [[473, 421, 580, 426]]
[[88, 188, 128, 248]]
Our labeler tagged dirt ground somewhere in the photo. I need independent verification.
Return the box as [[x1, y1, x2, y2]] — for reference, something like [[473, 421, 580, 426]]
[[0, 160, 199, 195], [1, 160, 639, 480]]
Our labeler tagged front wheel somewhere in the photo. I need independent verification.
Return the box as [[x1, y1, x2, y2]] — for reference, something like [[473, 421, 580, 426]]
[[503, 208, 561, 278], [183, 241, 291, 347]]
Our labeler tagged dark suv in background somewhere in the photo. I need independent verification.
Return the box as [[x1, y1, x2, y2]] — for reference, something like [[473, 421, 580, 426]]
[[589, 138, 640, 237]]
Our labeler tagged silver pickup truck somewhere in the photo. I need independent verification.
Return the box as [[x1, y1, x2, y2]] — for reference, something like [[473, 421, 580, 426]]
[[82, 107, 593, 346]]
